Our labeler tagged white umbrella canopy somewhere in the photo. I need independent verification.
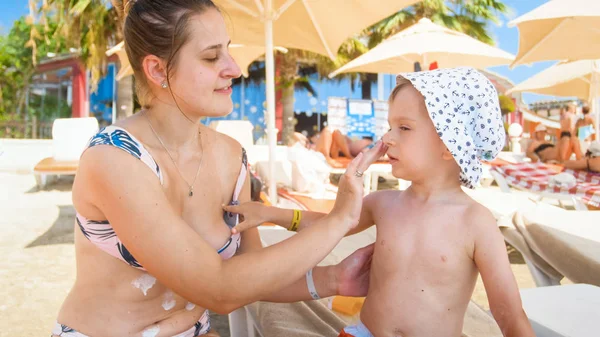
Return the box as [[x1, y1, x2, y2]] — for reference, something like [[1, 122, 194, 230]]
[[217, 0, 419, 60], [229, 44, 288, 77], [214, 0, 419, 202], [506, 59, 600, 101], [328, 18, 515, 77], [508, 0, 600, 67], [106, 41, 132, 81], [507, 59, 600, 129]]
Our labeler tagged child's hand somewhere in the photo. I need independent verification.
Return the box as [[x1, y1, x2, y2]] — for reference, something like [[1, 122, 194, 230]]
[[222, 202, 267, 234], [335, 243, 374, 297]]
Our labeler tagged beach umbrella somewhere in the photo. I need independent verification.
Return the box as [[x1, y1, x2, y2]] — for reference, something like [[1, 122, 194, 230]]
[[507, 59, 600, 129], [329, 18, 515, 77], [508, 0, 600, 67]]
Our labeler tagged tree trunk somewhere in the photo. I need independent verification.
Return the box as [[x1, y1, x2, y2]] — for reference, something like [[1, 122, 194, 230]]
[[361, 79, 372, 100], [280, 84, 295, 145], [361, 73, 378, 100], [116, 75, 134, 120], [278, 52, 299, 145]]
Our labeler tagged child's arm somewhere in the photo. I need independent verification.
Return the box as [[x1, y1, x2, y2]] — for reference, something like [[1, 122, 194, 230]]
[[471, 207, 535, 337], [224, 192, 379, 236]]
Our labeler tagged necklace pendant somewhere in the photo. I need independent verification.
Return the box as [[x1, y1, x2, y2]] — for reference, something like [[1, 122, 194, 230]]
[[189, 189, 194, 197]]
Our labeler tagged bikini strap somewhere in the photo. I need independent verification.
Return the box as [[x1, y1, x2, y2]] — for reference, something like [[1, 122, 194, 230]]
[[87, 126, 163, 184], [232, 148, 248, 201]]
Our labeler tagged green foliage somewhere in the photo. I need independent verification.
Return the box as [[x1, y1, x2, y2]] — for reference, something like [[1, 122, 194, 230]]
[[38, 0, 121, 91], [318, 0, 511, 87], [498, 94, 516, 115], [0, 16, 67, 121]]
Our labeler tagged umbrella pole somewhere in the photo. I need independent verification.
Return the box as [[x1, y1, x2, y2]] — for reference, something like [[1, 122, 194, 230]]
[[265, 0, 278, 204], [592, 69, 600, 136], [377, 73, 384, 100]]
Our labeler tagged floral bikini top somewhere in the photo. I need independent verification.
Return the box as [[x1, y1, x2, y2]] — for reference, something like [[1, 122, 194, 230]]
[[76, 126, 246, 270]]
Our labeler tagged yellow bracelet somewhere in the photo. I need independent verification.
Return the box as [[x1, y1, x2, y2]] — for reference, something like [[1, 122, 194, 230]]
[[289, 209, 301, 232]]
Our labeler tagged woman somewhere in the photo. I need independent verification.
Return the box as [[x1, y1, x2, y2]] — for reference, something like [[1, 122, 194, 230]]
[[52, 1, 386, 336], [526, 124, 559, 162], [526, 124, 582, 163], [563, 141, 600, 173], [294, 128, 374, 168], [575, 106, 596, 153]]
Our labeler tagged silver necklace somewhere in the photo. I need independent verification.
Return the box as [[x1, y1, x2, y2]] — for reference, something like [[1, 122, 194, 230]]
[[143, 111, 203, 197]]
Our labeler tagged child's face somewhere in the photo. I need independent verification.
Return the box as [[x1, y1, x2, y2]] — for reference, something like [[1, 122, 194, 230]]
[[383, 86, 451, 180]]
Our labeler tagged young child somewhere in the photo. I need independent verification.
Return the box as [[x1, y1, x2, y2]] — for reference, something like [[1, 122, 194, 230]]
[[225, 67, 535, 337]]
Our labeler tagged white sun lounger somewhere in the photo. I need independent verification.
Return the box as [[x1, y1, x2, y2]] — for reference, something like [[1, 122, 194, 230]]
[[520, 284, 600, 337]]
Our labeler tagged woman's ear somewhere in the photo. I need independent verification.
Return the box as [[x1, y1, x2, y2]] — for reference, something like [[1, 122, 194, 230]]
[[142, 54, 168, 87]]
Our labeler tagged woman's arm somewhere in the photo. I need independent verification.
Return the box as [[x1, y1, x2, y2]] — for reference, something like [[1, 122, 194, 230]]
[[235, 177, 372, 302], [239, 227, 373, 302], [525, 141, 541, 162], [226, 195, 377, 237], [82, 145, 371, 315], [562, 158, 589, 170]]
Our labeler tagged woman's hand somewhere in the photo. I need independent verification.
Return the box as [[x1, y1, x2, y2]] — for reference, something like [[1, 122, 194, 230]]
[[222, 201, 268, 234], [331, 141, 387, 230], [334, 244, 375, 297]]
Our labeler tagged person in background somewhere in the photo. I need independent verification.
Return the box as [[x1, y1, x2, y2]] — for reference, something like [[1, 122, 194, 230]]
[[294, 127, 373, 167], [526, 124, 558, 163], [558, 104, 582, 160], [575, 105, 596, 153]]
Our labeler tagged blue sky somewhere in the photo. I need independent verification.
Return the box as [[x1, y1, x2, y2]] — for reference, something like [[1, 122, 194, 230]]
[[0, 0, 560, 103]]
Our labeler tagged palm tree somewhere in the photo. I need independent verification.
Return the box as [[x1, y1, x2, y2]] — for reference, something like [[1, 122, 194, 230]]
[[340, 0, 510, 99], [275, 0, 509, 144], [35, 0, 135, 119]]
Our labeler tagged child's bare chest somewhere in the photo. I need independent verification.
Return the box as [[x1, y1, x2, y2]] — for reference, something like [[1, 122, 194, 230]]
[[372, 208, 476, 283]]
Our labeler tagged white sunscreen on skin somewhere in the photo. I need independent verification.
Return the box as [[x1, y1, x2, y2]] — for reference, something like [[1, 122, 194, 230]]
[[142, 325, 160, 337], [131, 273, 156, 296], [162, 290, 176, 311]]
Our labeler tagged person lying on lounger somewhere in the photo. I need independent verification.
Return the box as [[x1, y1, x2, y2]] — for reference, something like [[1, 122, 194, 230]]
[[227, 68, 535, 337], [294, 128, 374, 167], [563, 141, 600, 173], [526, 124, 583, 163]]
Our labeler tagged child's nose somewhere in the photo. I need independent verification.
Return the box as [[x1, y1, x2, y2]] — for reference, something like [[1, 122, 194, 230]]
[[382, 132, 395, 147]]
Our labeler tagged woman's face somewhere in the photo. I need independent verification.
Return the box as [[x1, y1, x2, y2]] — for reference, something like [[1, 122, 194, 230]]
[[534, 130, 547, 141], [167, 8, 242, 118]]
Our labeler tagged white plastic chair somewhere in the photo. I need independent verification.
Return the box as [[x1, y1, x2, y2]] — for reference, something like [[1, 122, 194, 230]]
[[208, 120, 254, 148], [33, 117, 99, 187]]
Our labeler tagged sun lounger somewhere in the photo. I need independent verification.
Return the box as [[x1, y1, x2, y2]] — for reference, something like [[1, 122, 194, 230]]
[[490, 162, 593, 210], [464, 188, 564, 287], [520, 284, 600, 337], [512, 203, 600, 287], [33, 117, 99, 188], [328, 157, 411, 193]]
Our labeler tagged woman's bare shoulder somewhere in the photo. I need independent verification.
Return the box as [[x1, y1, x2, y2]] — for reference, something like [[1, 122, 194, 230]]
[[73, 139, 163, 213]]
